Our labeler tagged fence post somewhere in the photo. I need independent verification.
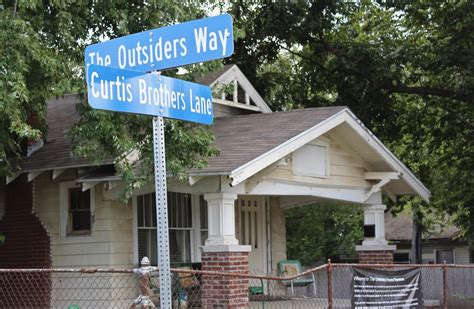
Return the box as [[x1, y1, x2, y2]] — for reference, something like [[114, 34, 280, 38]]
[[442, 261, 448, 309], [131, 257, 157, 308], [327, 258, 333, 309]]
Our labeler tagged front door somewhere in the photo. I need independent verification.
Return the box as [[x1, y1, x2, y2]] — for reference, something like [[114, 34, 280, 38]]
[[237, 196, 267, 274]]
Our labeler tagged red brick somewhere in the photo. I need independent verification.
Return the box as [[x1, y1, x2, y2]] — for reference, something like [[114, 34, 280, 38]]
[[0, 177, 51, 307], [201, 251, 250, 308]]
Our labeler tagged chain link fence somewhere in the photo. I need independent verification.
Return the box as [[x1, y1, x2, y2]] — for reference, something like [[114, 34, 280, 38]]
[[0, 262, 473, 308]]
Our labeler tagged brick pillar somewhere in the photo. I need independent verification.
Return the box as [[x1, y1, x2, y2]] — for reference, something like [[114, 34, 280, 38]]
[[201, 251, 250, 308], [201, 193, 251, 308], [358, 250, 394, 264]]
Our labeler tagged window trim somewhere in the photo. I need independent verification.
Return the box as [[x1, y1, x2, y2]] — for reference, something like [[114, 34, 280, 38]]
[[133, 192, 207, 266], [434, 249, 456, 264], [292, 139, 330, 179], [59, 181, 95, 240]]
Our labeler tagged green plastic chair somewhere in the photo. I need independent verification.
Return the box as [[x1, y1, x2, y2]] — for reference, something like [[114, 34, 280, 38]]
[[277, 260, 316, 296]]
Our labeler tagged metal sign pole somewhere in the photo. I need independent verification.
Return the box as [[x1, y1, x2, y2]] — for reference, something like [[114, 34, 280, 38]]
[[152, 116, 172, 308]]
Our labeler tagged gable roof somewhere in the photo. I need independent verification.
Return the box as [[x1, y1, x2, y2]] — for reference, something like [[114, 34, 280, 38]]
[[189, 107, 430, 202], [195, 64, 272, 113], [12, 64, 430, 203], [190, 106, 345, 175], [15, 96, 430, 202]]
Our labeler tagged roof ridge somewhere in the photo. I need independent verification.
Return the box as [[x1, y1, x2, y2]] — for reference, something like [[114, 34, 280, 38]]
[[215, 106, 347, 121]]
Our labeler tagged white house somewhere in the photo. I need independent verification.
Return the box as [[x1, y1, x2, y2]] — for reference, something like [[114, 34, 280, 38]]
[[0, 64, 431, 307], [385, 212, 472, 264]]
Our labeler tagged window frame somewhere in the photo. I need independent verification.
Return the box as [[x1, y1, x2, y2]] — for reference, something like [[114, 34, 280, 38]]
[[393, 252, 410, 264], [59, 181, 95, 239], [133, 192, 207, 266], [292, 139, 330, 178], [434, 249, 455, 264]]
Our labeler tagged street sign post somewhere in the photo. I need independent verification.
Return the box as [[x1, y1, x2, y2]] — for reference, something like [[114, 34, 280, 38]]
[[87, 64, 213, 124], [84, 14, 233, 308], [85, 14, 233, 72]]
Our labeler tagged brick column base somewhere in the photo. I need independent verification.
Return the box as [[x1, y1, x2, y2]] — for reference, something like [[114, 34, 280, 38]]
[[201, 251, 250, 308], [358, 250, 394, 264]]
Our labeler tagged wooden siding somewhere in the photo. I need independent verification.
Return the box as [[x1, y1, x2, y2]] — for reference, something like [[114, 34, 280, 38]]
[[35, 171, 134, 268], [212, 102, 255, 118], [270, 197, 286, 273], [455, 246, 471, 264], [395, 244, 472, 264], [265, 135, 371, 189]]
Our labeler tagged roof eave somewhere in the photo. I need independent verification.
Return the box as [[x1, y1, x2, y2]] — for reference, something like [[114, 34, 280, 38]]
[[344, 109, 431, 203], [228, 108, 349, 186], [227, 108, 430, 203]]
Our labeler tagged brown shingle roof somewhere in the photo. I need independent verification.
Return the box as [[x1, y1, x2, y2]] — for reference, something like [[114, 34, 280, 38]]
[[191, 106, 346, 174], [19, 94, 91, 172], [18, 95, 345, 175]]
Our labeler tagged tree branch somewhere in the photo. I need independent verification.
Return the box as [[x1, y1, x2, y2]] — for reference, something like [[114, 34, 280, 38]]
[[383, 84, 471, 102], [316, 33, 472, 103]]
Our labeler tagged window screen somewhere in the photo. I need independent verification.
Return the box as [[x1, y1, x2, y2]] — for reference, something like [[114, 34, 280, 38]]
[[137, 192, 192, 265], [68, 188, 91, 234]]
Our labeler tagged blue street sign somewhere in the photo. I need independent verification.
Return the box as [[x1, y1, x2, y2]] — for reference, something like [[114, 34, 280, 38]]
[[87, 64, 213, 125], [85, 14, 233, 72]]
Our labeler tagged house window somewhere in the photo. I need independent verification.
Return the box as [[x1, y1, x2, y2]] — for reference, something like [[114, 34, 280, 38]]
[[393, 252, 410, 264], [168, 192, 192, 263], [59, 181, 95, 238], [68, 188, 91, 234], [436, 250, 454, 264], [137, 192, 205, 266], [137, 193, 157, 265]]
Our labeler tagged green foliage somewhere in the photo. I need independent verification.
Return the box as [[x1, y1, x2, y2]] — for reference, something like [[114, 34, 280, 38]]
[[0, 5, 71, 175], [69, 99, 219, 201], [230, 1, 473, 247], [1, 1, 223, 202], [286, 203, 363, 265]]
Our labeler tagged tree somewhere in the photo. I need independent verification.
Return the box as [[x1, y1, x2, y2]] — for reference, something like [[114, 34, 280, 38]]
[[1, 1, 225, 201], [229, 1, 473, 252], [286, 203, 363, 265]]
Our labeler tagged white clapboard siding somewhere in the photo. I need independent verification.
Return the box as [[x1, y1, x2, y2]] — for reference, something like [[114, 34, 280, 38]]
[[262, 136, 372, 189], [35, 172, 134, 269], [268, 166, 371, 188], [455, 246, 471, 264]]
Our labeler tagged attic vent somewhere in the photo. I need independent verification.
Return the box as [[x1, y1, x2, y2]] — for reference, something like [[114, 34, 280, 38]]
[[292, 142, 329, 178]]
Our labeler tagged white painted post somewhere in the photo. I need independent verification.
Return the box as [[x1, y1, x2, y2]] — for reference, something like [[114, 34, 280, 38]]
[[233, 79, 238, 103], [204, 193, 239, 247], [355, 204, 396, 253], [362, 204, 388, 246]]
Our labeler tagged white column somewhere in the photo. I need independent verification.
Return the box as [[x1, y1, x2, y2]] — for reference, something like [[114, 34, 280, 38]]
[[202, 193, 251, 253], [204, 193, 239, 246], [356, 204, 396, 251]]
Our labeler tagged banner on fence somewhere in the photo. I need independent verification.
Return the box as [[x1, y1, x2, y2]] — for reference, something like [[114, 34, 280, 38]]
[[351, 267, 423, 309]]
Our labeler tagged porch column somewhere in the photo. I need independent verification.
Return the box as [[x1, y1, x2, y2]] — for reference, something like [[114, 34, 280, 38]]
[[355, 204, 396, 264], [201, 193, 251, 309]]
